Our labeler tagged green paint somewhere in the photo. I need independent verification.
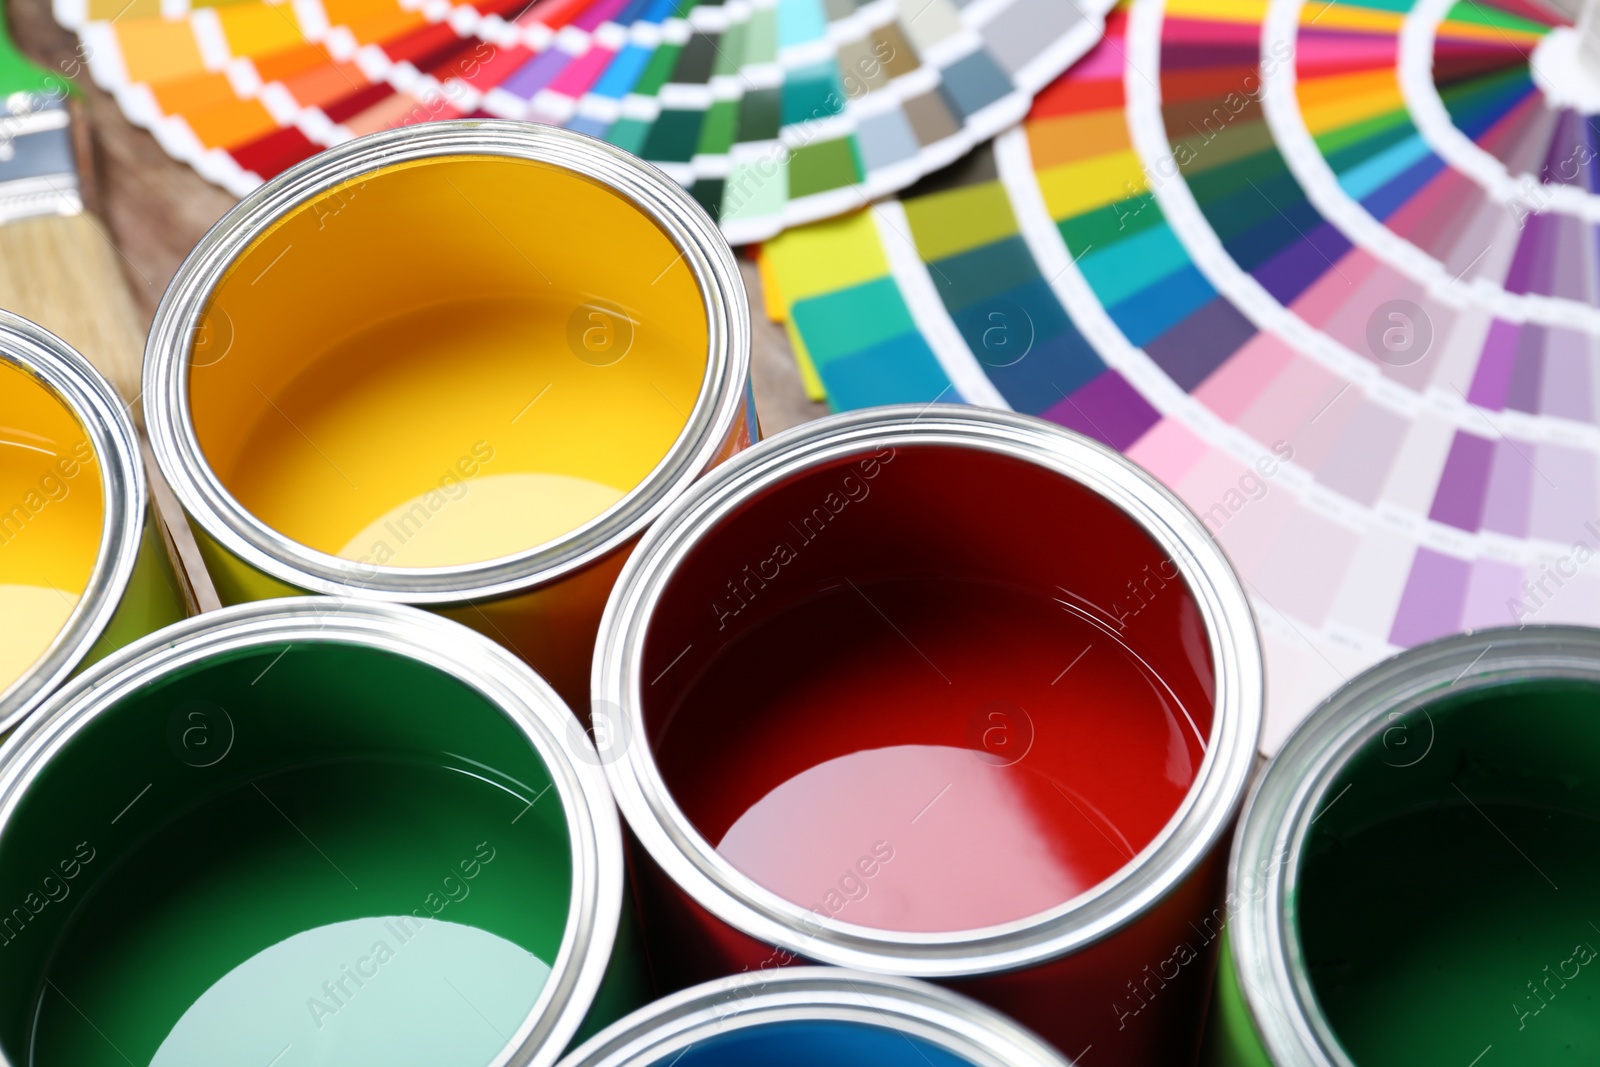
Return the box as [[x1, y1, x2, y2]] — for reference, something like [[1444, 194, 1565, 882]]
[[697, 99, 739, 157], [607, 118, 652, 157], [1296, 680, 1600, 1066], [633, 43, 683, 99], [0, 10, 62, 101], [712, 21, 744, 79], [644, 108, 707, 164], [787, 138, 861, 198], [738, 87, 782, 143], [691, 177, 726, 219], [1313, 108, 1412, 160], [1200, 933, 1273, 1067], [1061, 195, 1166, 248], [0, 640, 589, 1066], [1443, 0, 1551, 36], [1438, 66, 1534, 126], [80, 506, 188, 670]]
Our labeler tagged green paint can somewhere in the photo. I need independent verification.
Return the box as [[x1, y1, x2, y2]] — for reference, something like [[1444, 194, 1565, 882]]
[[1206, 626, 1600, 1066], [0, 598, 645, 1066]]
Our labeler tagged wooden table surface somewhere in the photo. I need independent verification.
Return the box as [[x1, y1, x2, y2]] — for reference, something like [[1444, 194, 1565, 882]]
[[8, 0, 829, 434]]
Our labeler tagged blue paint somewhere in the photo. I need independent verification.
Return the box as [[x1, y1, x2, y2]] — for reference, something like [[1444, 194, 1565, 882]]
[[1077, 221, 1191, 308], [591, 45, 653, 98], [666, 1020, 975, 1067], [1107, 262, 1216, 348], [1338, 131, 1433, 202]]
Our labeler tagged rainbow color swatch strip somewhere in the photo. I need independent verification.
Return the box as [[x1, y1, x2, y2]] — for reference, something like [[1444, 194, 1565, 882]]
[[56, 0, 1112, 241], [762, 0, 1600, 750]]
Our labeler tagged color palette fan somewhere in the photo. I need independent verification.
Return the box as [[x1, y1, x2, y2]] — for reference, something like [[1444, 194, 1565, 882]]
[[761, 0, 1600, 751], [54, 0, 1110, 240]]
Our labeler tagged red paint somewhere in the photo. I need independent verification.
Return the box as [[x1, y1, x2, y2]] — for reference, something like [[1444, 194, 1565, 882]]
[[643, 445, 1215, 934], [661, 576, 1208, 931]]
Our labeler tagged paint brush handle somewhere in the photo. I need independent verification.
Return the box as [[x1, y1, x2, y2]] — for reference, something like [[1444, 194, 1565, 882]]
[[0, 211, 144, 397]]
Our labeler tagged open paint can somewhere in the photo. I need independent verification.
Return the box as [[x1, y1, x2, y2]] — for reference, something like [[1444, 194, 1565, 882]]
[[559, 967, 1072, 1067], [144, 120, 753, 705], [0, 598, 642, 1067], [0, 311, 187, 735], [1209, 625, 1600, 1067], [593, 405, 1263, 1065]]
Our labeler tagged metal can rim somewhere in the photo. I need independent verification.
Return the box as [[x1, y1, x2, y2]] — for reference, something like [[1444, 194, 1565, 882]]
[[0, 310, 146, 735], [556, 966, 1073, 1067], [593, 404, 1264, 976], [143, 120, 751, 603], [1228, 624, 1600, 1067], [0, 596, 626, 1067]]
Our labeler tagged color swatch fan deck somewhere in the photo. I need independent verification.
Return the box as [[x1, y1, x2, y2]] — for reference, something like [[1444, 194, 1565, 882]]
[[54, 0, 1111, 240], [761, 0, 1600, 751]]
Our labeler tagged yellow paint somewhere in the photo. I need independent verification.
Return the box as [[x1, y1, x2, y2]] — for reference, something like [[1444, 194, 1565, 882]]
[[1166, 0, 1265, 24], [756, 247, 786, 323], [1299, 4, 1404, 34], [87, 0, 159, 21], [903, 182, 1018, 262], [116, 18, 207, 84], [761, 209, 883, 402], [1299, 70, 1404, 133], [337, 472, 624, 567], [782, 318, 827, 402], [190, 155, 707, 568], [216, 3, 308, 57], [1035, 149, 1146, 220], [762, 208, 888, 303], [0, 362, 103, 697], [1437, 18, 1545, 46]]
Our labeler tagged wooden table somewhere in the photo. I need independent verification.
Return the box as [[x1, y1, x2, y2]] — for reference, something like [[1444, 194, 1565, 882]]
[[8, 0, 828, 434]]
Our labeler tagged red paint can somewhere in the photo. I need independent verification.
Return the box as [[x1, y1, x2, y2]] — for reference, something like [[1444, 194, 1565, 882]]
[[593, 406, 1263, 1065]]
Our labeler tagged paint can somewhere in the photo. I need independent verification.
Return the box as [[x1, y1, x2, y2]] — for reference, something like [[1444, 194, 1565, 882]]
[[593, 405, 1263, 1065], [1207, 625, 1600, 1067], [558, 967, 1074, 1067], [144, 120, 754, 706], [0, 310, 188, 735], [0, 597, 643, 1067]]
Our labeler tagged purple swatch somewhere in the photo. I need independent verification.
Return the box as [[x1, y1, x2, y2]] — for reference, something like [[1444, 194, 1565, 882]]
[[1505, 323, 1545, 414], [1044, 369, 1160, 452], [1460, 557, 1525, 630], [501, 48, 574, 100], [1429, 431, 1495, 531], [1467, 319, 1519, 409], [1481, 437, 1534, 537], [1389, 547, 1471, 647]]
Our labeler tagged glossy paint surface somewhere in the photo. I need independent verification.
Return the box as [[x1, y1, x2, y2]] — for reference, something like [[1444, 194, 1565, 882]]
[[0, 642, 574, 1066], [0, 360, 102, 697], [665, 1020, 975, 1067], [189, 155, 708, 567], [682, 576, 1207, 932], [1298, 679, 1600, 1066], [644, 444, 1216, 934]]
